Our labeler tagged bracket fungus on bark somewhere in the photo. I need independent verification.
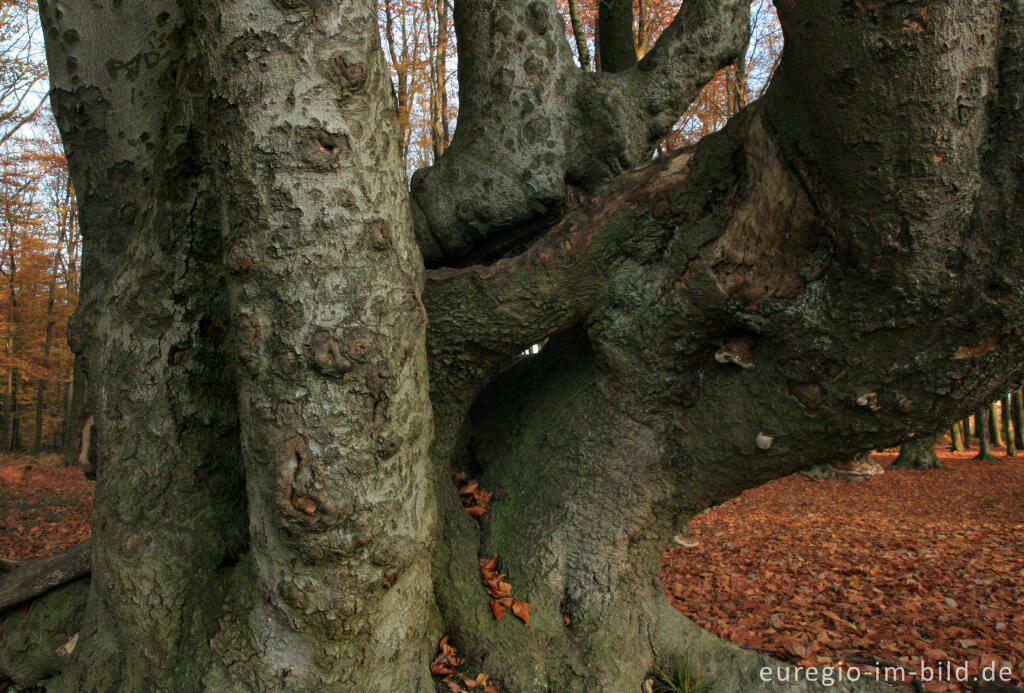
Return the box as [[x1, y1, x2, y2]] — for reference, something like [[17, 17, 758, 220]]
[[755, 432, 774, 450], [714, 336, 754, 369], [856, 392, 881, 411]]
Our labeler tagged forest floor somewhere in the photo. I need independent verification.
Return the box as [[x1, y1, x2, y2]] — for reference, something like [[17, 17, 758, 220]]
[[1, 450, 1022, 692], [0, 453, 93, 560], [662, 448, 1024, 692]]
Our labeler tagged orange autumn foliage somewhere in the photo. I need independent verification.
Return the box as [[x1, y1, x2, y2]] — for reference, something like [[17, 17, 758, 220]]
[[379, 0, 782, 171], [480, 554, 531, 626], [430, 636, 501, 693], [452, 471, 493, 517], [0, 113, 79, 453]]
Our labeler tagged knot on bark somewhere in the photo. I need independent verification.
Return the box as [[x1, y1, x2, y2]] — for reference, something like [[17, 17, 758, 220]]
[[309, 330, 353, 377], [367, 219, 392, 250], [326, 54, 367, 92], [278, 436, 339, 521]]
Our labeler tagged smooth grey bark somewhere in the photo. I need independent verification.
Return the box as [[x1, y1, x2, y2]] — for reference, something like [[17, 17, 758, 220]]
[[14, 0, 1024, 692], [950, 421, 966, 452], [892, 435, 941, 470]]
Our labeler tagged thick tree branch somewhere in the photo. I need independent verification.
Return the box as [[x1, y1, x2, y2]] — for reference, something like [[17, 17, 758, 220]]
[[0, 541, 90, 612], [615, 0, 750, 146], [597, 0, 636, 73], [414, 0, 749, 266], [424, 149, 694, 365]]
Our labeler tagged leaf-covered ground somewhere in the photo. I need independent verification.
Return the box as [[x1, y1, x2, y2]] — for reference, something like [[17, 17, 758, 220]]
[[662, 450, 1024, 692], [0, 454, 93, 560], [3, 451, 1022, 692]]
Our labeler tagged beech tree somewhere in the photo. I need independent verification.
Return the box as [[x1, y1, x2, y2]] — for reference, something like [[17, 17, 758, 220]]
[[4, 0, 1024, 691]]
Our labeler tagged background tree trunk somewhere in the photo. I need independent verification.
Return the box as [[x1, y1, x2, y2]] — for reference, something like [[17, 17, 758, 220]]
[[567, 0, 592, 71], [893, 434, 941, 470], [1012, 389, 1024, 450], [950, 422, 966, 452], [976, 407, 995, 461], [1002, 393, 1015, 456], [989, 401, 1003, 447]]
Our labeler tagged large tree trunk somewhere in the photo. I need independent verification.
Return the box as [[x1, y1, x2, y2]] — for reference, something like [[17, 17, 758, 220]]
[[12, 0, 1024, 691], [893, 434, 941, 470], [35, 0, 436, 689]]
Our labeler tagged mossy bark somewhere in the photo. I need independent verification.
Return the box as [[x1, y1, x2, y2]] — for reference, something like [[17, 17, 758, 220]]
[[976, 407, 996, 461], [989, 402, 1004, 447], [0, 578, 88, 687], [950, 422, 966, 452], [24, 0, 1024, 690], [892, 435, 941, 470]]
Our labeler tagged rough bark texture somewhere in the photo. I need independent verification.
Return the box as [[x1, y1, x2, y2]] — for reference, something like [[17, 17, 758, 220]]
[[0, 578, 88, 686], [892, 435, 941, 471], [410, 0, 750, 265], [0, 541, 90, 612], [35, 0, 436, 689], [14, 0, 1024, 692], [420, 1, 1024, 690]]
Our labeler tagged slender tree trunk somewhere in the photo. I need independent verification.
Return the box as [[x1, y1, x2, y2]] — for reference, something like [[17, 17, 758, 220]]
[[892, 434, 941, 470], [989, 401, 1003, 447], [1002, 392, 1015, 456], [963, 414, 973, 442], [950, 422, 966, 452], [567, 0, 592, 71], [0, 374, 8, 451], [732, 53, 748, 114], [436, 0, 450, 148], [61, 356, 85, 467], [8, 374, 17, 452], [1012, 389, 1024, 450], [33, 235, 65, 456], [976, 407, 995, 461]]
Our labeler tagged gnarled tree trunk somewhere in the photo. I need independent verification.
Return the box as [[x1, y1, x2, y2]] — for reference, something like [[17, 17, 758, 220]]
[[8, 0, 1024, 691]]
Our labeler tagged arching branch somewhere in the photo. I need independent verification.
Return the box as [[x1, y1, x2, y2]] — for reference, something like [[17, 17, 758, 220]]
[[413, 0, 750, 266]]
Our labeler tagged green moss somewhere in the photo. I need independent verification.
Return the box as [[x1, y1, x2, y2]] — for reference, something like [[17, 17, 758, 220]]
[[0, 578, 89, 686]]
